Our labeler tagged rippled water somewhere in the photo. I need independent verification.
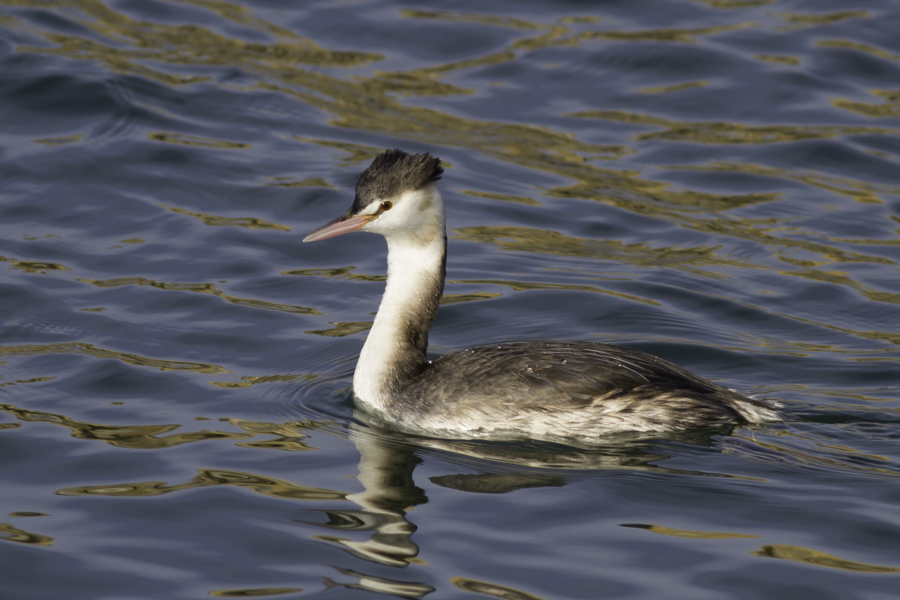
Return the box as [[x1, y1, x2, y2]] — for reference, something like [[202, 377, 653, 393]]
[[2, 0, 899, 598]]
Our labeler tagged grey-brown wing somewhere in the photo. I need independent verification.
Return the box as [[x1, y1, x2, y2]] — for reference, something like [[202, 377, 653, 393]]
[[410, 341, 728, 409]]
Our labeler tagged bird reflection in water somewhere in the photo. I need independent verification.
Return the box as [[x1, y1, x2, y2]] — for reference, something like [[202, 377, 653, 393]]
[[298, 422, 738, 598]]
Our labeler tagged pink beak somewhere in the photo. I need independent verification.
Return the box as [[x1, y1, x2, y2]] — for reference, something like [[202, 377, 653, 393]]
[[303, 213, 374, 242]]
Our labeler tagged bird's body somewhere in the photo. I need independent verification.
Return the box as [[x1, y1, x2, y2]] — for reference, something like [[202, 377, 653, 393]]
[[368, 341, 778, 439], [304, 149, 780, 441]]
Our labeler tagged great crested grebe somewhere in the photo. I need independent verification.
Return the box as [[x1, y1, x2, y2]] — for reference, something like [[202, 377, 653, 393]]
[[304, 149, 780, 440]]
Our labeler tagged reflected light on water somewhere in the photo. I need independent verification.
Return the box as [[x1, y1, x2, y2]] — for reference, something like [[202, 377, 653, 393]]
[[1, 0, 899, 598]]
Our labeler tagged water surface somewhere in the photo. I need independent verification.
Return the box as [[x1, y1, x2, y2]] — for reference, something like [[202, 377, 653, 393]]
[[1, 0, 899, 598]]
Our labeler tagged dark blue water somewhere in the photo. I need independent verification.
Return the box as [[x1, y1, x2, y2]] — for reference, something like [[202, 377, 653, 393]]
[[1, 1, 899, 598]]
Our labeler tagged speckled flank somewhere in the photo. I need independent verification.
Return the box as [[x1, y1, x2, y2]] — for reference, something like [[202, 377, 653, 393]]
[[388, 341, 781, 440]]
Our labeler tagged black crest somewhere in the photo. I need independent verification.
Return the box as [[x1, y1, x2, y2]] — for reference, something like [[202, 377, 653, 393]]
[[352, 149, 443, 212]]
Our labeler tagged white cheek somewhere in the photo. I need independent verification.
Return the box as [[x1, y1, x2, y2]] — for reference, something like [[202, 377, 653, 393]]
[[369, 207, 419, 234], [360, 185, 443, 237]]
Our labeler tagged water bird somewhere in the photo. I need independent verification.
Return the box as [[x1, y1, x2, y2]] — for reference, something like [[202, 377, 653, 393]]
[[304, 149, 780, 440]]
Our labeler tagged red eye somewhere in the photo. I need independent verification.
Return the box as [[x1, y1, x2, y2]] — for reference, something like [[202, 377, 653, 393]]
[[380, 201, 393, 211]]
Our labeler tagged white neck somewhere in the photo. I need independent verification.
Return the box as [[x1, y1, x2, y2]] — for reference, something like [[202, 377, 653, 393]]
[[353, 190, 446, 412]]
